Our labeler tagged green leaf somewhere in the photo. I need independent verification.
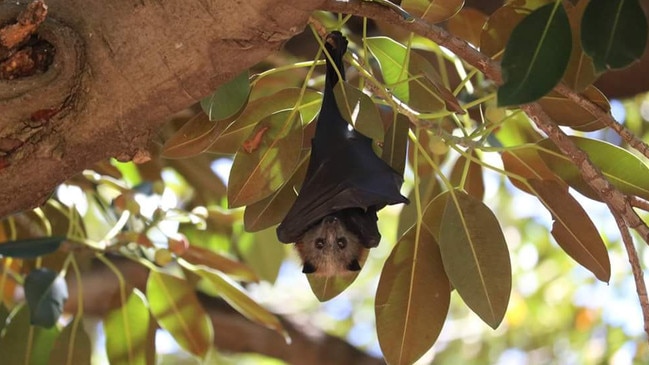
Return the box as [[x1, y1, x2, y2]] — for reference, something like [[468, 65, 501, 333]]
[[182, 261, 288, 341], [398, 176, 442, 239], [307, 273, 359, 302], [439, 191, 511, 328], [501, 146, 563, 194], [104, 290, 154, 365], [376, 226, 450, 365], [498, 2, 572, 106], [537, 86, 609, 131], [206, 88, 321, 155], [366, 37, 410, 102], [179, 245, 259, 282], [450, 150, 485, 199], [537, 136, 649, 201], [562, 0, 597, 91], [492, 111, 543, 147], [48, 318, 91, 365], [402, 0, 464, 23], [24, 268, 68, 328], [333, 81, 384, 143], [528, 179, 610, 282], [581, 0, 648, 72], [201, 70, 251, 121], [0, 236, 64, 258], [161, 112, 224, 159], [0, 304, 60, 365], [243, 153, 308, 232], [146, 271, 213, 358], [381, 113, 409, 177], [227, 110, 303, 208], [238, 227, 286, 284]]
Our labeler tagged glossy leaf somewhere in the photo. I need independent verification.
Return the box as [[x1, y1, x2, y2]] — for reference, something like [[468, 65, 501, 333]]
[[183, 262, 287, 340], [244, 153, 308, 232], [528, 179, 610, 282], [450, 150, 484, 199], [146, 271, 213, 358], [180, 245, 259, 282], [563, 0, 597, 91], [238, 227, 286, 283], [447, 7, 488, 47], [228, 110, 303, 208], [334, 81, 384, 143], [307, 271, 360, 302], [402, 0, 464, 23], [537, 86, 609, 131], [439, 191, 511, 328], [480, 5, 529, 58], [0, 236, 64, 258], [104, 290, 154, 365], [162, 112, 223, 159], [492, 111, 543, 147], [581, 0, 648, 72], [399, 177, 443, 239], [366, 37, 410, 102], [24, 268, 68, 328], [201, 70, 251, 121], [0, 304, 59, 365], [498, 3, 572, 106], [381, 113, 409, 177], [376, 226, 450, 365], [537, 136, 649, 202], [501, 146, 562, 194], [207, 88, 321, 155], [49, 319, 92, 365]]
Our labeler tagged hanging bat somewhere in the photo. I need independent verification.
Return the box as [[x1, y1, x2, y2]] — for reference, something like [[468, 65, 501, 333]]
[[276, 31, 408, 276]]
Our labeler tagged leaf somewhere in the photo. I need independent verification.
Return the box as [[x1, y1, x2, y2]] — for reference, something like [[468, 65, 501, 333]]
[[381, 113, 409, 177], [207, 88, 321, 155], [162, 112, 224, 159], [49, 319, 92, 365], [528, 179, 610, 282], [402, 0, 464, 23], [182, 261, 288, 341], [447, 7, 488, 47], [104, 290, 154, 365], [146, 271, 213, 358], [562, 0, 597, 91], [333, 81, 384, 142], [227, 110, 303, 208], [409, 51, 463, 114], [449, 150, 484, 199], [492, 110, 543, 147], [0, 236, 64, 258], [537, 86, 609, 131], [366, 37, 410, 102], [376, 226, 450, 365], [480, 5, 529, 58], [243, 153, 308, 232], [498, 3, 572, 106], [537, 136, 649, 202], [307, 272, 359, 302], [501, 146, 562, 194], [398, 176, 442, 239], [179, 245, 259, 282], [238, 227, 286, 283], [439, 191, 511, 328], [24, 268, 68, 328], [581, 0, 648, 72], [0, 304, 59, 365], [201, 70, 251, 121]]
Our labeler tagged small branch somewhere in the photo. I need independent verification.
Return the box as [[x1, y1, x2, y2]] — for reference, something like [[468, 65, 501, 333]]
[[614, 213, 649, 338], [630, 196, 649, 212]]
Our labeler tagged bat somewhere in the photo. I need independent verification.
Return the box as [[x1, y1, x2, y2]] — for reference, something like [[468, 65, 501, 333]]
[[276, 31, 408, 276]]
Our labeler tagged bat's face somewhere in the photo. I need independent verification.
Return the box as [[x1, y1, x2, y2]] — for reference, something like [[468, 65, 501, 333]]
[[295, 215, 366, 276]]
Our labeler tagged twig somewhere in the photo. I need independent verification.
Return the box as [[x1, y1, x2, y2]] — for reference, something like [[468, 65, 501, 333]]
[[614, 212, 649, 338], [630, 196, 649, 212]]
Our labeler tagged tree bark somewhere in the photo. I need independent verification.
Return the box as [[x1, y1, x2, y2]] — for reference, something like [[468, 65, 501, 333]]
[[0, 0, 322, 218]]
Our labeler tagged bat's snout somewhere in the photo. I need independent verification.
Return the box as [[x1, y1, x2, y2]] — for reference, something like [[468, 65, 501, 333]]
[[323, 215, 338, 224]]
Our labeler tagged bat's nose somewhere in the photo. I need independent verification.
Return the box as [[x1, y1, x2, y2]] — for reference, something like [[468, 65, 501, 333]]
[[323, 215, 338, 224]]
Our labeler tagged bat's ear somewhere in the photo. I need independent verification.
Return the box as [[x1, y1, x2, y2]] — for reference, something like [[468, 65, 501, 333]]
[[302, 261, 317, 274], [346, 259, 361, 272]]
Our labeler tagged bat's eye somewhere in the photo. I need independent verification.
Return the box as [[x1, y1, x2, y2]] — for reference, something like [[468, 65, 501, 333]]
[[315, 238, 325, 249], [337, 237, 347, 249]]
